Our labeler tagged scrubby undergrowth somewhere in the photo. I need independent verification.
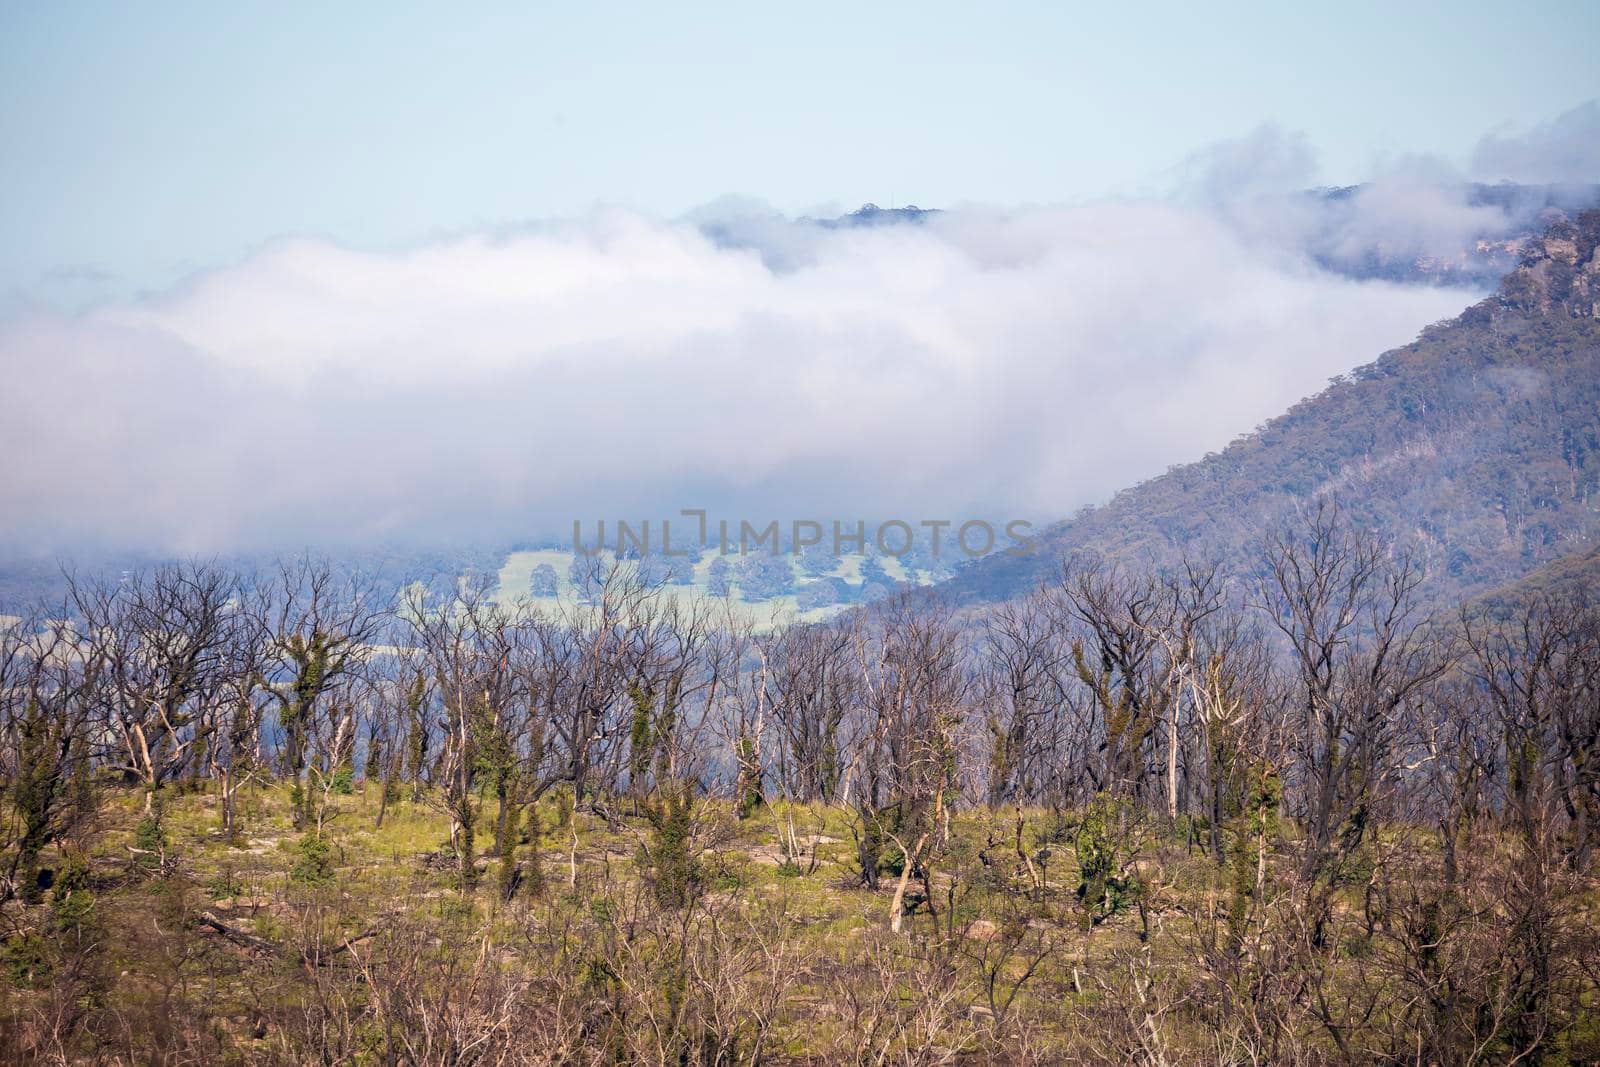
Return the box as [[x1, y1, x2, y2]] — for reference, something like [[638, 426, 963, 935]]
[[4, 780, 1598, 1065]]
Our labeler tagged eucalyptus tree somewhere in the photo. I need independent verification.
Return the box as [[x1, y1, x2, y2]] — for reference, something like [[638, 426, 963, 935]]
[[404, 577, 527, 888], [1051, 562, 1175, 805], [979, 591, 1069, 807], [545, 561, 657, 806], [68, 562, 244, 815], [209, 592, 271, 839], [1256, 502, 1447, 884], [1, 611, 100, 903], [258, 557, 388, 829], [763, 615, 860, 804], [851, 593, 969, 894], [1464, 592, 1600, 872]]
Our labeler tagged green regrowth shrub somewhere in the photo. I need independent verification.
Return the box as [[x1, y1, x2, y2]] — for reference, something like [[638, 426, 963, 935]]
[[289, 833, 337, 887], [644, 782, 701, 908], [206, 864, 247, 901], [2, 933, 52, 989], [1074, 793, 1142, 928], [133, 801, 168, 873], [51, 853, 97, 939]]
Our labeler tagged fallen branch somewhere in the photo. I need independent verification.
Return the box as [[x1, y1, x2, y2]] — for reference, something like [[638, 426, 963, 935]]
[[198, 911, 385, 965], [197, 910, 277, 955]]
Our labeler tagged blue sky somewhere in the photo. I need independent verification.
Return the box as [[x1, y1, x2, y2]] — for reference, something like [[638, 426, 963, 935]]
[[2, 0, 1597, 305]]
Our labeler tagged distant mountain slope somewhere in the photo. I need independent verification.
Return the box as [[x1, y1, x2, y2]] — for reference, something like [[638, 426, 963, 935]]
[[941, 210, 1600, 609], [1461, 543, 1600, 620]]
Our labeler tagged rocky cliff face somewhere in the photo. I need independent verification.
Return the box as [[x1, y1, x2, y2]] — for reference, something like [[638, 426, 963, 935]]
[[1309, 183, 1600, 289], [1494, 210, 1600, 318]]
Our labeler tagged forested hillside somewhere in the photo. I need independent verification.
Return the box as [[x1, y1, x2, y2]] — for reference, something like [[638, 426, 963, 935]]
[[1462, 541, 1600, 618], [943, 211, 1600, 611]]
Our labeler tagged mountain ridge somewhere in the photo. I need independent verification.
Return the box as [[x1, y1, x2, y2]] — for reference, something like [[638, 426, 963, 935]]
[[934, 208, 1600, 610]]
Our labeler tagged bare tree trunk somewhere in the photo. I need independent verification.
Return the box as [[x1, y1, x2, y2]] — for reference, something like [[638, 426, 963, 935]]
[[1166, 703, 1179, 820], [889, 833, 928, 934], [374, 750, 397, 830]]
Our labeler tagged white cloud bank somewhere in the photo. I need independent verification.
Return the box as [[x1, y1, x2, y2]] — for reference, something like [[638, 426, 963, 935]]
[[0, 198, 1477, 555], [1472, 101, 1600, 186], [14, 97, 1600, 555]]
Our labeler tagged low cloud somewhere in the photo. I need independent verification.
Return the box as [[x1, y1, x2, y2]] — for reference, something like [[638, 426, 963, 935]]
[[1472, 100, 1600, 185], [1185, 122, 1593, 281], [1177, 123, 1321, 205], [0, 193, 1476, 556], [16, 100, 1600, 558]]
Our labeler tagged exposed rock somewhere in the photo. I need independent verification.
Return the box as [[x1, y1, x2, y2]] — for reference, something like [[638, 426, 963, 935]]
[[1496, 211, 1600, 318]]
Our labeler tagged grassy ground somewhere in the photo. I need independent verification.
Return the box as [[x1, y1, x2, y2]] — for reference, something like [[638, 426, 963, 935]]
[[5, 781, 1598, 1063]]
